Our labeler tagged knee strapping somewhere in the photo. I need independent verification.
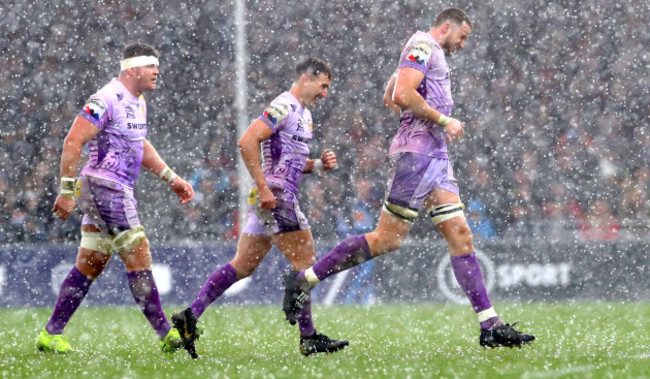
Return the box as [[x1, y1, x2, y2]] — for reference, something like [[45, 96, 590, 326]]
[[113, 226, 146, 252], [80, 231, 114, 254], [382, 201, 419, 223], [428, 203, 465, 225], [80, 226, 146, 254]]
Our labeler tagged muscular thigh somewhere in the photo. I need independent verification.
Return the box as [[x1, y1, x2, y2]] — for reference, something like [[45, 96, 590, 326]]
[[424, 187, 461, 209], [272, 229, 316, 271], [425, 188, 474, 255], [76, 247, 112, 278], [118, 237, 152, 272], [365, 210, 412, 256], [385, 153, 459, 211], [231, 233, 273, 269]]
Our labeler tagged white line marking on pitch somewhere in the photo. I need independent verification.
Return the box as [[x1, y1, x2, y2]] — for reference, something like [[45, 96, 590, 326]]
[[524, 365, 597, 378]]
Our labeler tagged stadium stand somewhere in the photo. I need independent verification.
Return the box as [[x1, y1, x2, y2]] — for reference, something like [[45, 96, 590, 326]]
[[1, 0, 648, 245]]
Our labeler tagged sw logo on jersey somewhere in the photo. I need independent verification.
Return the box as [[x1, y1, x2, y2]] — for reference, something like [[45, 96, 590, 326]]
[[263, 103, 289, 125], [407, 43, 433, 67], [83, 99, 107, 121]]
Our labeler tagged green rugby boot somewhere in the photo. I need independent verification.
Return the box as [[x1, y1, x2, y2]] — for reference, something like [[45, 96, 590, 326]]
[[160, 327, 183, 353], [36, 328, 75, 353]]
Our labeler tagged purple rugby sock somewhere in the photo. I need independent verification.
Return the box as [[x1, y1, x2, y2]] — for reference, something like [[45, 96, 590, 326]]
[[46, 266, 94, 335], [190, 263, 239, 318], [297, 293, 315, 337], [310, 235, 373, 282], [450, 252, 502, 330], [127, 270, 171, 339]]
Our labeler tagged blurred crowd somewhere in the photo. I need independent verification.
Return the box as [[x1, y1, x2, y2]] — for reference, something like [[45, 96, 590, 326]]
[[1, 0, 648, 246]]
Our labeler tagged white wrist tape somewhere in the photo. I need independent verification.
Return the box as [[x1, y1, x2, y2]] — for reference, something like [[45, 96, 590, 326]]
[[437, 114, 451, 127], [313, 159, 324, 173], [60, 176, 76, 198], [159, 167, 177, 182], [120, 56, 159, 71]]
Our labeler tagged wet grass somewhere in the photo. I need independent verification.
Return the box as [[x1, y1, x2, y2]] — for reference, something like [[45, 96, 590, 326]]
[[1, 302, 648, 378]]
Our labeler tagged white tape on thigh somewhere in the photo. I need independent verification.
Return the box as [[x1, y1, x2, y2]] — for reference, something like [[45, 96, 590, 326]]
[[112, 226, 146, 252], [428, 203, 465, 225], [477, 307, 498, 322], [80, 231, 114, 254], [382, 201, 419, 223]]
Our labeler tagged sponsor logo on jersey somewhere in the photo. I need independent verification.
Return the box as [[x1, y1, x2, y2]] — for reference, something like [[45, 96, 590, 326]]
[[263, 103, 289, 125], [127, 122, 147, 130], [83, 99, 107, 121], [292, 135, 311, 144], [407, 42, 433, 67], [125, 105, 135, 119]]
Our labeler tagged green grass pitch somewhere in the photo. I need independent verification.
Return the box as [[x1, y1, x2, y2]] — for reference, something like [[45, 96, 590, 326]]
[[1, 302, 648, 378]]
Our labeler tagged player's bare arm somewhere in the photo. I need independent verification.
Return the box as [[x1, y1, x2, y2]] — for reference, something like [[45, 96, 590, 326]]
[[238, 119, 276, 210], [52, 117, 100, 220], [393, 67, 464, 138], [383, 73, 401, 117], [303, 149, 337, 174], [142, 139, 194, 204]]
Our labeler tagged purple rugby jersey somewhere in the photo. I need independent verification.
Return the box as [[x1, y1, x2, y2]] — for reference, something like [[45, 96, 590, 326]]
[[78, 78, 147, 188], [258, 91, 313, 195], [390, 31, 454, 159]]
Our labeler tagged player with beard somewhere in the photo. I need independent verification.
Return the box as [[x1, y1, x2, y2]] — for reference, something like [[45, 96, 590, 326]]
[[283, 8, 535, 349]]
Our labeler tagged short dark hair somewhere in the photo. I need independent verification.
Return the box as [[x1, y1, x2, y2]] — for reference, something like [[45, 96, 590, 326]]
[[295, 58, 333, 80], [123, 42, 161, 59], [434, 8, 472, 29]]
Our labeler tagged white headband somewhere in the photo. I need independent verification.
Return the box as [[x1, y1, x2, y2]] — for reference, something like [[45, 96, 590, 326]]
[[120, 55, 159, 71]]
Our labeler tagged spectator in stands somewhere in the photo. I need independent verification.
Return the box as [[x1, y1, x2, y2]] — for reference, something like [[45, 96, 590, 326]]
[[466, 200, 496, 240], [0, 0, 647, 243], [579, 199, 619, 241]]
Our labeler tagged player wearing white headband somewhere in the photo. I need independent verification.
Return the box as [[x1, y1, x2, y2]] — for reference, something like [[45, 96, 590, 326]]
[[37, 42, 198, 354], [120, 55, 160, 71]]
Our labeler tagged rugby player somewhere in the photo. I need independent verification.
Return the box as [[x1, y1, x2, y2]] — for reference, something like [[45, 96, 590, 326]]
[[37, 42, 197, 354], [172, 58, 348, 358], [283, 8, 535, 349]]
